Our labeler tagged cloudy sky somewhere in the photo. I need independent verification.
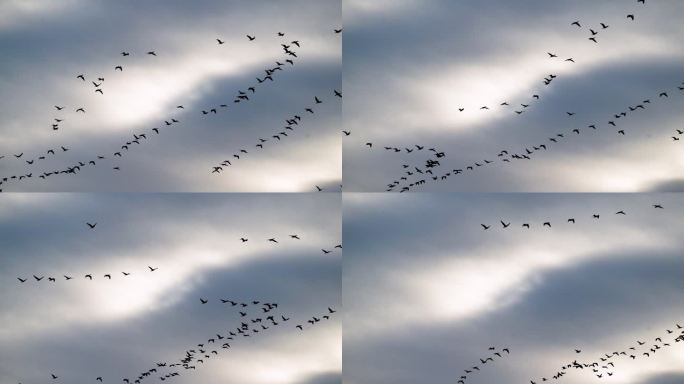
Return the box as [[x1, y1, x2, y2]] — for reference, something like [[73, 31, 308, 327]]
[[343, 0, 684, 192], [0, 193, 341, 383], [0, 0, 341, 192], [344, 193, 684, 384]]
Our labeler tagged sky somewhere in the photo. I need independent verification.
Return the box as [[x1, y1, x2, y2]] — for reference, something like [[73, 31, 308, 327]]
[[0, 193, 341, 384], [343, 0, 684, 192], [0, 0, 341, 192], [343, 193, 684, 384]]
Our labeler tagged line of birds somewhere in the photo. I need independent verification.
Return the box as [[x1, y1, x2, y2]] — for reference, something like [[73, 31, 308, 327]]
[[530, 322, 683, 382], [17, 266, 159, 284], [0, 33, 311, 191], [211, 90, 342, 174], [15, 232, 341, 284], [479, 204, 664, 230], [385, 78, 683, 192], [456, 346, 511, 384]]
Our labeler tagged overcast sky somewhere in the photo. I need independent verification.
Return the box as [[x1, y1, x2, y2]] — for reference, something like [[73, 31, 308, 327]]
[[0, 193, 341, 384], [0, 0, 341, 192], [344, 193, 684, 384], [343, 0, 684, 192]]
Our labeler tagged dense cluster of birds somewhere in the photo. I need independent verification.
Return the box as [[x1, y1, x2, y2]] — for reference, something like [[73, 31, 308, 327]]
[[41, 302, 337, 383], [479, 203, 665, 230], [530, 322, 684, 382], [211, 90, 342, 174], [1, 27, 342, 191], [456, 346, 511, 384]]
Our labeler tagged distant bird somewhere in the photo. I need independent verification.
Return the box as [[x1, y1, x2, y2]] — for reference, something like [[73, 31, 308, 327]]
[[500, 220, 511, 228], [322, 249, 331, 254], [342, 131, 351, 136], [627, 14, 635, 20], [571, 21, 581, 27], [616, 210, 626, 215], [334, 89, 342, 98], [200, 298, 208, 304], [589, 37, 598, 43], [334, 28, 343, 33], [568, 218, 575, 223], [600, 22, 609, 29], [481, 224, 491, 230], [17, 277, 27, 283], [104, 274, 111, 279], [543, 222, 551, 227], [147, 51, 157, 56], [653, 204, 664, 209], [148, 266, 158, 272], [366, 142, 373, 148], [268, 238, 278, 243], [85, 274, 93, 280], [115, 66, 123, 71], [216, 38, 225, 45], [86, 222, 97, 229], [290, 235, 300, 239], [522, 223, 530, 228], [547, 52, 558, 58], [246, 35, 256, 41], [51, 374, 58, 379], [121, 51, 130, 56], [240, 237, 248, 242]]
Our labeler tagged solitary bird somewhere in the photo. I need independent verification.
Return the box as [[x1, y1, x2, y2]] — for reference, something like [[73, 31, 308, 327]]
[[148, 266, 158, 272], [87, 222, 97, 229], [246, 35, 256, 41]]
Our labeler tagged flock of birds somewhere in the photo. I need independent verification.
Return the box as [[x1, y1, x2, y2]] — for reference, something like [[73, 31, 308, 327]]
[[15, 224, 341, 284], [39, 301, 337, 383], [530, 322, 684, 382], [456, 346, 511, 384], [0, 27, 342, 192], [211, 90, 342, 175], [352, 0, 680, 192], [379, 76, 683, 192], [478, 203, 665, 230]]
